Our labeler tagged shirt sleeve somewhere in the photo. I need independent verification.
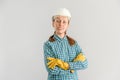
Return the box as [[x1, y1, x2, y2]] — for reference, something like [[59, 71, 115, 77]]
[[68, 41, 88, 70], [43, 41, 71, 75]]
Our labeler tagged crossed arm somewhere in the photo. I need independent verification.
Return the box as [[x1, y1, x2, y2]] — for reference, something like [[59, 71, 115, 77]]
[[43, 42, 88, 75]]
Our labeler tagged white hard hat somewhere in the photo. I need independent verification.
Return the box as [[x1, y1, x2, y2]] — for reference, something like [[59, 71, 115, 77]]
[[52, 8, 71, 18]]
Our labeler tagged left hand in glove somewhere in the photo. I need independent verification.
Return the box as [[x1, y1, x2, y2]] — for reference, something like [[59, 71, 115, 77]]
[[73, 53, 86, 62], [70, 53, 86, 73]]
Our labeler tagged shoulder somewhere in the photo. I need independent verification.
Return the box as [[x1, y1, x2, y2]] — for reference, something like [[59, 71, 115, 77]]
[[44, 40, 50, 47], [43, 39, 55, 48], [70, 39, 81, 49], [67, 36, 78, 46], [66, 35, 76, 46]]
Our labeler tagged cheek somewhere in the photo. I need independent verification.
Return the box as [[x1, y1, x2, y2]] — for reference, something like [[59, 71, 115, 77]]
[[52, 22, 54, 27], [65, 24, 69, 29], [52, 22, 56, 28]]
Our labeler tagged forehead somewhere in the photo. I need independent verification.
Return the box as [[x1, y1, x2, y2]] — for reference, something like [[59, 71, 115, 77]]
[[54, 15, 68, 20]]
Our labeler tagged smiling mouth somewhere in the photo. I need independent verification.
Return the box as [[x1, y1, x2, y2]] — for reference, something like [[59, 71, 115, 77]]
[[57, 28, 63, 30]]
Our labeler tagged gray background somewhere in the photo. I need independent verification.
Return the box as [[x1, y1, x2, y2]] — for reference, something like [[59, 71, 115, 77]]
[[0, 0, 120, 80]]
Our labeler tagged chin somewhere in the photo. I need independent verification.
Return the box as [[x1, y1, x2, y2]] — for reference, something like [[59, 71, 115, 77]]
[[56, 31, 65, 34]]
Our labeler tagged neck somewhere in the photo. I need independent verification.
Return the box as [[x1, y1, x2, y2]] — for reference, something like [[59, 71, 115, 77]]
[[55, 32, 65, 38]]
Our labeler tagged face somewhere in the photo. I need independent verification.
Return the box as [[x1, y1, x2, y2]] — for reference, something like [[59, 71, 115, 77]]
[[52, 16, 69, 35]]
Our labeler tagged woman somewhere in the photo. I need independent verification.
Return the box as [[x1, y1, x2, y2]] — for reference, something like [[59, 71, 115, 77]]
[[43, 8, 88, 80]]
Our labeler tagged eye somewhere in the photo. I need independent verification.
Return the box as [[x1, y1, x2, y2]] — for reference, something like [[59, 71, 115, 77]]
[[63, 21, 67, 24], [55, 19, 60, 23]]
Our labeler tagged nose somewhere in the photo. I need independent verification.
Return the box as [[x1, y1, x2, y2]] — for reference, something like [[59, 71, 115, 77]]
[[59, 21, 64, 26]]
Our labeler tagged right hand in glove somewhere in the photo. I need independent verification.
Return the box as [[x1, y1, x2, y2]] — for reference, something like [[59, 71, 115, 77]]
[[47, 57, 69, 70]]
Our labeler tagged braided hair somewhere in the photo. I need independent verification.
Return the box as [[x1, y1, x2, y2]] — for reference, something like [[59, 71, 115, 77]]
[[48, 34, 75, 46]]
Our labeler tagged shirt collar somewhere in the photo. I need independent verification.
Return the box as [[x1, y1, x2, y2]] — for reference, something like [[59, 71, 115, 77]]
[[53, 34, 67, 41]]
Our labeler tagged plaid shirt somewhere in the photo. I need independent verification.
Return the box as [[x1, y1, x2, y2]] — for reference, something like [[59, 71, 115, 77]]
[[43, 34, 88, 80]]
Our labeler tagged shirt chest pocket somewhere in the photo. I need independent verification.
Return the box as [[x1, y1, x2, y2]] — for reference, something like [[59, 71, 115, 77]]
[[52, 46, 66, 60]]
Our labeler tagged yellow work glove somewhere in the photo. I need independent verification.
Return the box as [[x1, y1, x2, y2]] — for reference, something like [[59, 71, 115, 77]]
[[74, 53, 86, 62], [47, 57, 57, 69], [70, 53, 86, 73], [47, 57, 69, 70]]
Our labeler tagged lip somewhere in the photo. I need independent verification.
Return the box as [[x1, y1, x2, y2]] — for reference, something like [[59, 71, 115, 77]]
[[57, 28, 64, 30], [57, 27, 64, 30]]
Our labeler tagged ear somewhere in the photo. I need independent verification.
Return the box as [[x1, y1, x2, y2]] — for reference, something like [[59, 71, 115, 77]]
[[67, 22, 70, 27], [52, 21, 54, 27], [52, 21, 55, 27], [68, 20, 70, 24]]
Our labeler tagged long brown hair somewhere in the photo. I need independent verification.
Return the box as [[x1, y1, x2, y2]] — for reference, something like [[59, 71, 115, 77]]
[[49, 34, 75, 46]]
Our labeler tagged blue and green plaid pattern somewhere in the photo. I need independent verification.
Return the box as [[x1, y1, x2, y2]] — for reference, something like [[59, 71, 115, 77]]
[[43, 34, 88, 80]]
